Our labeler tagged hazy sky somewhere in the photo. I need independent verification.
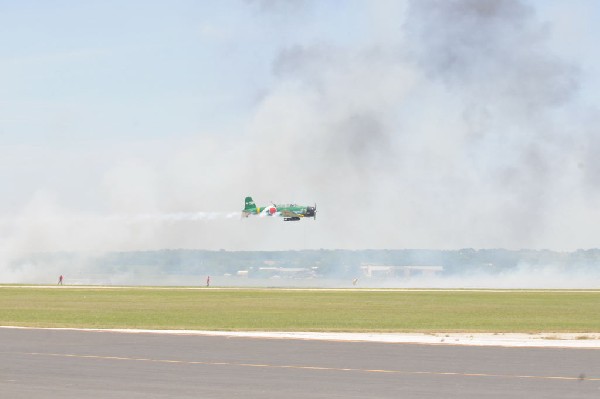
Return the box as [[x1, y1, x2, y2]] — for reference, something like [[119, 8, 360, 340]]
[[1, 0, 600, 254]]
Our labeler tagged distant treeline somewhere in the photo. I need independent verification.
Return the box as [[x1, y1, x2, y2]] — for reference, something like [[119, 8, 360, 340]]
[[17, 248, 600, 278]]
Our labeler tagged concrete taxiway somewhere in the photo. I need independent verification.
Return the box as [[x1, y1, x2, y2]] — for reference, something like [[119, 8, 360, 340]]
[[1, 328, 599, 398]]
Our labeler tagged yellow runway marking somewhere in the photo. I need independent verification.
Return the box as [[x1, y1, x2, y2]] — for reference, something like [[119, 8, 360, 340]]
[[19, 352, 600, 382]]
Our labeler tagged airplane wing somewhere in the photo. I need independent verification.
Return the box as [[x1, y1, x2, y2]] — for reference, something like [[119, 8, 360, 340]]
[[279, 209, 302, 218]]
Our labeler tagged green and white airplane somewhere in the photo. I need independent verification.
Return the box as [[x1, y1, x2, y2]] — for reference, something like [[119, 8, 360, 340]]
[[243, 196, 317, 221]]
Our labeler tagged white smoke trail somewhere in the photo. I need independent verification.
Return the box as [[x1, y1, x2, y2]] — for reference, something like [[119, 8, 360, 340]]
[[0, 211, 242, 226], [0, 210, 244, 260], [120, 211, 242, 222]]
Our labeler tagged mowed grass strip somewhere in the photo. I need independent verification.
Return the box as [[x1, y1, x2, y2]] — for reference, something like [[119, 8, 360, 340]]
[[0, 287, 599, 332]]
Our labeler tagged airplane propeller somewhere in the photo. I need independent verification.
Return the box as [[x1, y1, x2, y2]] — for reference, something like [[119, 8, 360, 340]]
[[314, 203, 317, 220]]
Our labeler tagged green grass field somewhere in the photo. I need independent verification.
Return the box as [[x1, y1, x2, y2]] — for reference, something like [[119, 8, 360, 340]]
[[1, 287, 599, 332]]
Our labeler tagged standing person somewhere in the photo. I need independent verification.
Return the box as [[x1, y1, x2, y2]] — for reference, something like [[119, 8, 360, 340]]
[[58, 275, 63, 285], [206, 276, 210, 287]]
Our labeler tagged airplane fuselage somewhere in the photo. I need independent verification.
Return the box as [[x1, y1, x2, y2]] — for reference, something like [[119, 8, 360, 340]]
[[243, 197, 316, 221]]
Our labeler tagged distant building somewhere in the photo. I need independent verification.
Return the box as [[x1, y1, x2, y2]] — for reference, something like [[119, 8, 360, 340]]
[[360, 265, 443, 278], [258, 267, 316, 279]]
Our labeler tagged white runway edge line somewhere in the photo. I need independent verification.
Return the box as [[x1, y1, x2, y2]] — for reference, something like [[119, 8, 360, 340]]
[[1, 326, 599, 349]]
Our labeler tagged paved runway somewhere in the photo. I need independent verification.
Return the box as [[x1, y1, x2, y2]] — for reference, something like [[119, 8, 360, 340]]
[[1, 328, 599, 398]]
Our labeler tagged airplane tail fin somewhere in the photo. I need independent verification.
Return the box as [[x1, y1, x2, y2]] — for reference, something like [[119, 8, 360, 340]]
[[243, 196, 258, 215]]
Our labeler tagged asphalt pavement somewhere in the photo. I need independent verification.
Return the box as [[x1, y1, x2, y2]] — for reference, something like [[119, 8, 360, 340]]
[[0, 328, 599, 398]]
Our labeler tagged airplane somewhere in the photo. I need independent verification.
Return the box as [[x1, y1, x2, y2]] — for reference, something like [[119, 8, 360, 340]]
[[242, 196, 316, 221]]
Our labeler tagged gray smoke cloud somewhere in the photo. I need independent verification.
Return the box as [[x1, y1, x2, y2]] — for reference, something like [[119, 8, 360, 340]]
[[401, 0, 582, 245], [233, 0, 591, 251]]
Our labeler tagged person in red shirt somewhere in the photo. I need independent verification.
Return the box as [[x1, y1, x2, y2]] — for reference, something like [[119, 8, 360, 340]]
[[58, 275, 63, 285]]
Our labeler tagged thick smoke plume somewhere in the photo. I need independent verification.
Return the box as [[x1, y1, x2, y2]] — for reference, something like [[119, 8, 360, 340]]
[[1, 0, 599, 286]]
